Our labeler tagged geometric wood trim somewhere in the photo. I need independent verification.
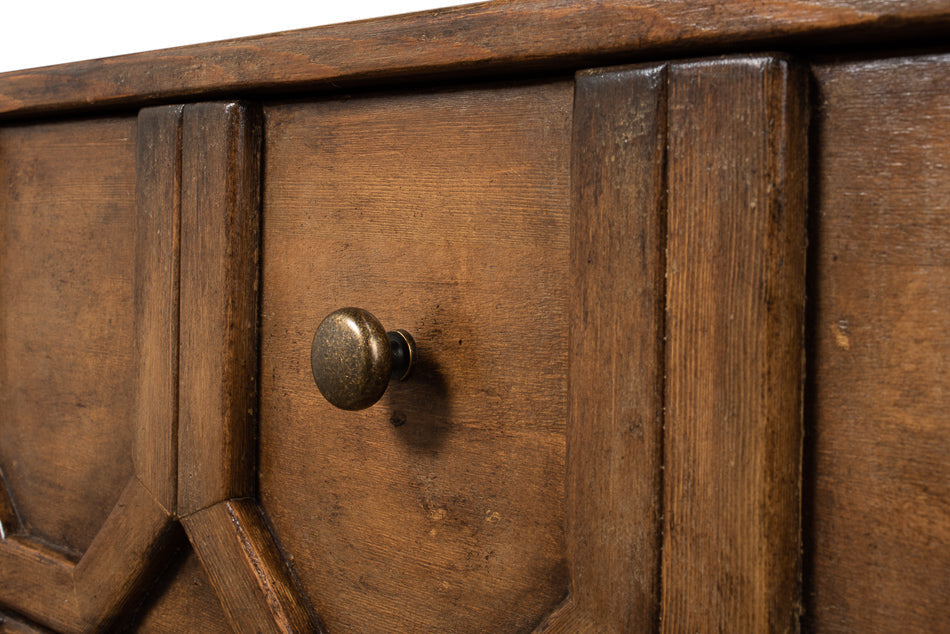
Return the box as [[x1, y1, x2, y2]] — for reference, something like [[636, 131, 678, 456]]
[[177, 101, 262, 518], [72, 478, 184, 630], [0, 537, 78, 632], [0, 104, 187, 633], [542, 54, 806, 633], [182, 499, 322, 632], [540, 61, 670, 632], [134, 104, 184, 513], [661, 56, 808, 631]]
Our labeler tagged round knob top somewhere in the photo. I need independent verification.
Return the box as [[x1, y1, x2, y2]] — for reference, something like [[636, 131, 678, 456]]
[[310, 308, 413, 411]]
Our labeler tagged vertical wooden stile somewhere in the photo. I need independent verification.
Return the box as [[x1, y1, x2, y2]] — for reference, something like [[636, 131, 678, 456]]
[[661, 56, 808, 632]]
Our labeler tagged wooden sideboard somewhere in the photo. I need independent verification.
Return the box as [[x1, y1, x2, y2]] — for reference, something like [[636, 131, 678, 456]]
[[0, 2, 947, 632]]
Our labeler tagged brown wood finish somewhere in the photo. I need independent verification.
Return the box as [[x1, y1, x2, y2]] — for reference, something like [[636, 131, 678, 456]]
[[177, 102, 261, 517], [661, 56, 808, 631], [0, 1, 948, 117], [805, 53, 950, 631], [131, 548, 230, 633], [134, 105, 183, 513], [0, 109, 187, 631], [0, 117, 138, 557], [259, 81, 573, 632], [72, 479, 182, 629], [181, 500, 319, 633], [0, 610, 52, 633], [174, 100, 317, 630], [0, 539, 76, 632], [554, 62, 668, 631], [0, 4, 945, 632]]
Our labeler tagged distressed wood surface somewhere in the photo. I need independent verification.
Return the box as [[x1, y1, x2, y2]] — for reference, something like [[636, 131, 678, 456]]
[[259, 81, 572, 632], [177, 102, 262, 518], [0, 1, 947, 117], [0, 117, 138, 557], [181, 499, 320, 632], [661, 56, 808, 632], [72, 479, 183, 630], [133, 105, 183, 513], [0, 538, 78, 632], [130, 548, 230, 633], [804, 53, 950, 631], [551, 62, 667, 631]]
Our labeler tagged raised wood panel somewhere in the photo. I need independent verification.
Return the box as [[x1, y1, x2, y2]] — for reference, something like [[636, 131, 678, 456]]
[[259, 81, 572, 632], [0, 116, 138, 557], [661, 56, 807, 632], [805, 53, 950, 631]]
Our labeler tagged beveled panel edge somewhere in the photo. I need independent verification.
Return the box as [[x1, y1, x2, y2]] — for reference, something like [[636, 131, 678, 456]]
[[177, 101, 262, 518], [72, 477, 185, 630], [0, 536, 79, 632], [0, 0, 948, 118], [182, 499, 323, 633], [133, 104, 184, 515], [538, 61, 669, 632]]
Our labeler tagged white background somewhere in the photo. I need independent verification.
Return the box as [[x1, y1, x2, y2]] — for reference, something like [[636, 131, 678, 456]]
[[0, 1, 469, 74]]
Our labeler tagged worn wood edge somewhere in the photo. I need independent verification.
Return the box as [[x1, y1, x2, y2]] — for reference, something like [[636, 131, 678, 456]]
[[72, 477, 185, 629], [660, 54, 808, 631], [182, 499, 323, 633], [0, 1, 948, 117], [564, 61, 669, 630], [133, 104, 184, 514], [0, 537, 79, 632], [177, 101, 262, 517]]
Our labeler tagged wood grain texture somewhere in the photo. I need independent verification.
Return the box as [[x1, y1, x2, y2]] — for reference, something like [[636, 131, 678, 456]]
[[0, 116, 138, 556], [561, 62, 667, 630], [0, 538, 78, 632], [0, 1, 947, 117], [804, 53, 950, 631], [134, 105, 183, 512], [661, 56, 808, 632], [181, 499, 320, 633], [259, 82, 572, 632], [72, 478, 184, 629], [130, 547, 231, 633], [178, 102, 262, 517], [0, 611, 54, 633]]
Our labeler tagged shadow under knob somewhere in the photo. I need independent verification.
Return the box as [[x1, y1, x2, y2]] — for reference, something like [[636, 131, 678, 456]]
[[310, 307, 416, 411]]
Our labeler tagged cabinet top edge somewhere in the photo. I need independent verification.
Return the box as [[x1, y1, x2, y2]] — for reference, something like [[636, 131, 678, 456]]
[[0, 0, 947, 119]]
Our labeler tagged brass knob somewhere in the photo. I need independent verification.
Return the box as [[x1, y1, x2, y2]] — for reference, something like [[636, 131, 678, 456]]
[[310, 308, 416, 410]]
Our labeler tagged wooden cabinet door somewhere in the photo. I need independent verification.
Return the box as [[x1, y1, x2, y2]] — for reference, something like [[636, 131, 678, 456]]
[[149, 56, 806, 632], [1, 55, 810, 632], [0, 108, 183, 630]]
